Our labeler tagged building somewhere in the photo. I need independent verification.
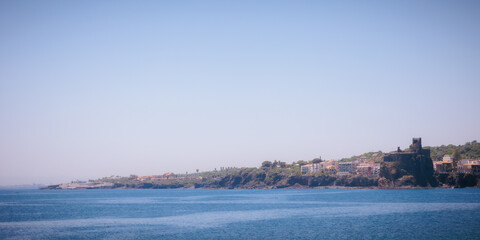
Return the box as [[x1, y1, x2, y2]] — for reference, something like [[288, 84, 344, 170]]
[[311, 161, 329, 173], [325, 165, 337, 175], [316, 161, 338, 174], [433, 161, 453, 173], [383, 138, 431, 162], [457, 160, 480, 175], [433, 155, 454, 173], [337, 162, 358, 175], [356, 162, 381, 175], [302, 161, 338, 175], [359, 157, 369, 163], [301, 164, 313, 174], [442, 155, 454, 163], [381, 138, 436, 187], [311, 163, 322, 173]]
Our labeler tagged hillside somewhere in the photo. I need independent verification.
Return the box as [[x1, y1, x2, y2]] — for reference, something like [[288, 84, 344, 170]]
[[43, 140, 480, 190], [425, 140, 480, 161], [339, 151, 385, 162]]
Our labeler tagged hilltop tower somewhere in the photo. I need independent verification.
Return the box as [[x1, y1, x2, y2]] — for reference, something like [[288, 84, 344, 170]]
[[381, 138, 436, 187], [411, 138, 422, 153]]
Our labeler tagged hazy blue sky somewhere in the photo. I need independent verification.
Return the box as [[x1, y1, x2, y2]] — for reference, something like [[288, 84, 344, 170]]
[[1, 1, 479, 185]]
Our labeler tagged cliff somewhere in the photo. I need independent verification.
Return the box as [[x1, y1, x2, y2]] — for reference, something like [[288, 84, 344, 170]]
[[379, 138, 437, 187]]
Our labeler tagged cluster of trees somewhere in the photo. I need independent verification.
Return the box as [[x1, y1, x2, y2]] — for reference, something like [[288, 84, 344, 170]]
[[199, 167, 378, 189], [260, 158, 324, 169], [426, 140, 480, 161], [98, 164, 380, 189], [261, 160, 288, 168], [94, 170, 479, 190], [85, 141, 480, 189], [339, 151, 384, 162]]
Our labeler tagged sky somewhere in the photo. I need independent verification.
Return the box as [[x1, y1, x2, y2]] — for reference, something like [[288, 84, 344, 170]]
[[1, 1, 479, 185]]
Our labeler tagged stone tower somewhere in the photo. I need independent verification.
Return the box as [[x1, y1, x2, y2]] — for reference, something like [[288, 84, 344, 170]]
[[411, 138, 422, 153]]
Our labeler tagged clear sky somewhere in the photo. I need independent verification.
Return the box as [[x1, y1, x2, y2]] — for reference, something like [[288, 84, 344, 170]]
[[1, 1, 479, 185]]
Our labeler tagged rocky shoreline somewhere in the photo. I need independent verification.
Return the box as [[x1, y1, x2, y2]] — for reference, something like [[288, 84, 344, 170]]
[[41, 173, 479, 190]]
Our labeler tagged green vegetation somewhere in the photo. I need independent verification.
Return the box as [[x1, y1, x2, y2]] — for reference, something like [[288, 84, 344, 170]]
[[90, 162, 379, 189], [68, 140, 479, 190], [425, 140, 480, 161], [340, 151, 384, 162]]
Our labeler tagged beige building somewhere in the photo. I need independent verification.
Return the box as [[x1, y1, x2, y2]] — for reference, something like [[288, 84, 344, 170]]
[[356, 162, 380, 175], [302, 161, 338, 174], [301, 164, 313, 174], [337, 162, 358, 175], [457, 160, 480, 175]]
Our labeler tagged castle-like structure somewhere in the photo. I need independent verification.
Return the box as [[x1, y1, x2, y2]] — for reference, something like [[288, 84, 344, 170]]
[[384, 138, 431, 162], [381, 138, 436, 187]]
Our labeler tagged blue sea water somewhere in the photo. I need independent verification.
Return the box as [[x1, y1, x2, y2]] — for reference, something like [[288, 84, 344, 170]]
[[0, 189, 479, 239]]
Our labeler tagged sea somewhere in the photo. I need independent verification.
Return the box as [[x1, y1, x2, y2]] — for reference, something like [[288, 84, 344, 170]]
[[0, 188, 479, 239]]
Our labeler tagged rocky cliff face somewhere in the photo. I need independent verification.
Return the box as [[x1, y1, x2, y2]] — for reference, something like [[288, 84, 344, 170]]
[[380, 138, 437, 187]]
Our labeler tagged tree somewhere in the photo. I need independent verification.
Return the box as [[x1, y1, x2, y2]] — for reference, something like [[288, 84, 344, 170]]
[[261, 161, 272, 168], [272, 160, 279, 167], [453, 149, 461, 170], [297, 160, 307, 166], [312, 157, 322, 163], [128, 174, 138, 180]]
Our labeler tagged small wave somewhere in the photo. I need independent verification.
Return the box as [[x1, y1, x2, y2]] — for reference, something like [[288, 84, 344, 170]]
[[1, 202, 478, 230]]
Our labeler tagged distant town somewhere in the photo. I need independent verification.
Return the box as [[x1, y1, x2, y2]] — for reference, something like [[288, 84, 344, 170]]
[[44, 138, 480, 190]]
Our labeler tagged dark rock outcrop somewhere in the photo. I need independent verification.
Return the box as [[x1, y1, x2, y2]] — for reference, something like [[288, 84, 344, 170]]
[[380, 138, 437, 187]]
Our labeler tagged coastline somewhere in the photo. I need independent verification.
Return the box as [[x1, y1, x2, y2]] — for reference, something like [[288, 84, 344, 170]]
[[39, 184, 473, 190]]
